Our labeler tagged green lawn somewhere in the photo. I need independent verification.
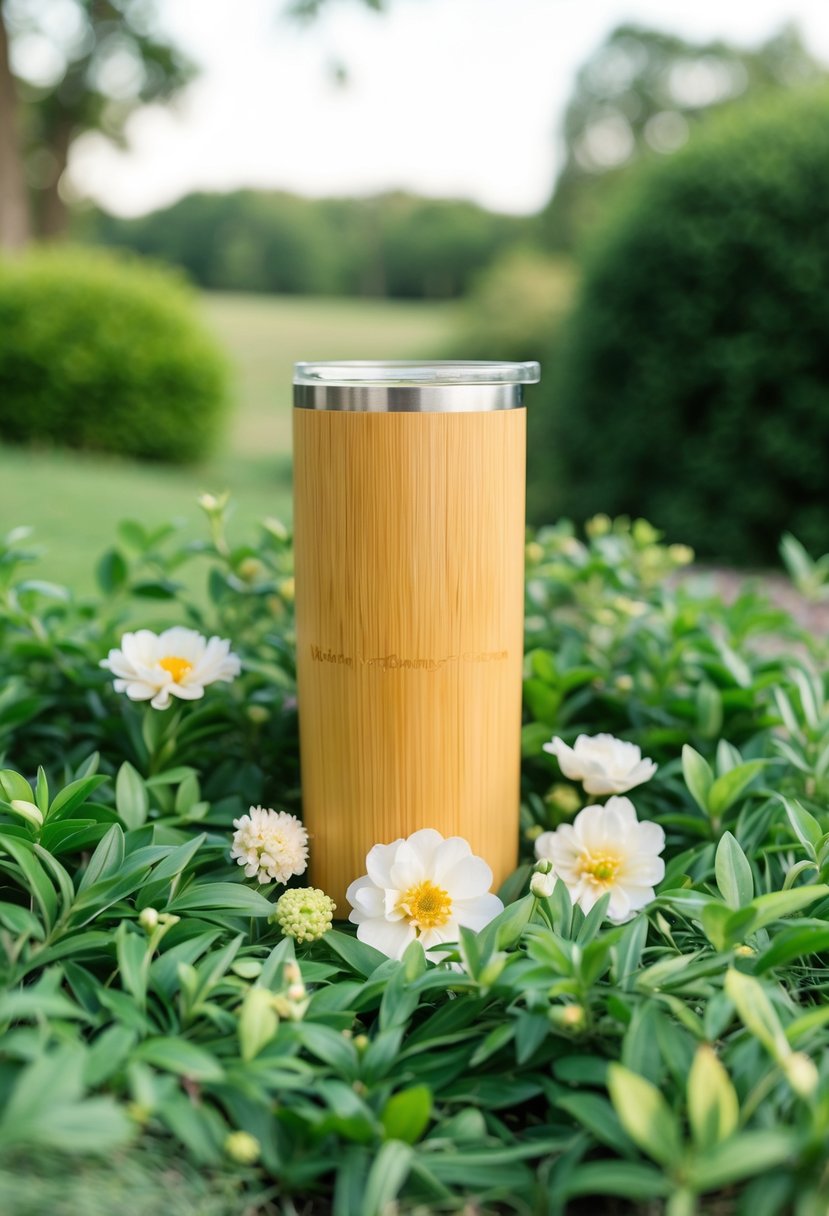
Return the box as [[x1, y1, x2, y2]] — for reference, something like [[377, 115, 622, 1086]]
[[0, 293, 458, 589]]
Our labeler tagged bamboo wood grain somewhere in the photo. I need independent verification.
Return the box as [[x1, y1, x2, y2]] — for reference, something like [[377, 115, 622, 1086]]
[[292, 408, 526, 911]]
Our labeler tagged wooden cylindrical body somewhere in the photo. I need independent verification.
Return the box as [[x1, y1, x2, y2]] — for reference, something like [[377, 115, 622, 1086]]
[[293, 403, 526, 911]]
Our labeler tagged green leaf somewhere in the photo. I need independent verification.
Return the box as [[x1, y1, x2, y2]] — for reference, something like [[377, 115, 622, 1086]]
[[469, 1022, 515, 1067], [115, 762, 149, 830], [701, 902, 756, 952], [379, 967, 419, 1031], [715, 739, 742, 775], [687, 1045, 738, 1150], [688, 1130, 797, 1190], [715, 832, 754, 908], [292, 1022, 358, 1075], [166, 882, 273, 916], [755, 926, 829, 973], [725, 969, 788, 1060], [0, 769, 34, 804], [607, 1064, 682, 1167], [0, 834, 57, 928], [708, 761, 767, 818], [132, 1037, 224, 1081], [150, 833, 206, 883], [563, 1160, 670, 1201], [78, 824, 125, 893], [682, 746, 713, 814], [34, 767, 49, 815], [782, 798, 823, 859], [381, 1085, 432, 1144], [362, 1141, 413, 1216], [238, 987, 279, 1061], [96, 548, 128, 594], [748, 884, 829, 931], [0, 901, 44, 939], [324, 929, 386, 977], [612, 914, 648, 985], [116, 923, 149, 1004], [48, 775, 109, 821], [696, 682, 723, 738], [555, 1092, 634, 1156], [479, 893, 534, 954]]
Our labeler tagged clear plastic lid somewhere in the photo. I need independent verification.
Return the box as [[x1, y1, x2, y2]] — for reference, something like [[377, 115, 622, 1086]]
[[293, 360, 541, 387]]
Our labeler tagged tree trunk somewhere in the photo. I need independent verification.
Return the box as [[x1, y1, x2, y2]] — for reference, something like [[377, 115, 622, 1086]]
[[38, 115, 73, 240], [0, 7, 30, 251]]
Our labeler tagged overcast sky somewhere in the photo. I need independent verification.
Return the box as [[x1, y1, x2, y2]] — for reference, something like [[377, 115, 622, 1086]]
[[66, 0, 829, 217]]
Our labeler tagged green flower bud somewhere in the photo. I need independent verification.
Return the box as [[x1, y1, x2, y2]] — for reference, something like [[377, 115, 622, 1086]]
[[139, 907, 160, 932], [238, 557, 266, 582], [545, 784, 582, 815], [10, 799, 43, 828], [585, 513, 611, 538], [530, 870, 556, 899], [274, 888, 336, 943], [668, 543, 694, 566], [224, 1131, 261, 1164]]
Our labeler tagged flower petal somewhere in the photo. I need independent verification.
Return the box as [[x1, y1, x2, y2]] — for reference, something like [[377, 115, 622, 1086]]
[[355, 917, 416, 960], [441, 855, 494, 900]]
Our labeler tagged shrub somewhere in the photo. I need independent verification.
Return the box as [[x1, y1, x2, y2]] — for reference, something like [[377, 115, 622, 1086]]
[[0, 248, 228, 463], [1, 501, 829, 1210], [532, 86, 829, 563]]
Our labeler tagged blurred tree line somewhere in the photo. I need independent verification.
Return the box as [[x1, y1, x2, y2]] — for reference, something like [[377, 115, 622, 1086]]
[[82, 190, 535, 299]]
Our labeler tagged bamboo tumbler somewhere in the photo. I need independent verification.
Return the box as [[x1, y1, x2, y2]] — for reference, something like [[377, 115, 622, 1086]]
[[292, 361, 540, 911]]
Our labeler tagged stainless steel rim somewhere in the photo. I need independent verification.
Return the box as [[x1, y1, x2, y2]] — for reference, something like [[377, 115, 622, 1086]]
[[293, 383, 525, 412]]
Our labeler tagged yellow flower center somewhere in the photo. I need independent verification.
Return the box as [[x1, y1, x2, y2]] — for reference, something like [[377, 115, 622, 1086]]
[[159, 655, 193, 683], [579, 853, 621, 884], [398, 880, 453, 930]]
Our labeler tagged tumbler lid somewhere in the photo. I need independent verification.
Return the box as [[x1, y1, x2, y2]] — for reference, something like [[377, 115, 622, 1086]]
[[293, 361, 540, 412]]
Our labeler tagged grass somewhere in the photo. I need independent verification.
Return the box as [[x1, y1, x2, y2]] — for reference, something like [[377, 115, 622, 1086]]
[[0, 292, 458, 589]]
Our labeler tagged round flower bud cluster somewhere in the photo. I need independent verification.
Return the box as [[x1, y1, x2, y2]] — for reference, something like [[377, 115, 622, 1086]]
[[274, 887, 336, 942], [224, 1131, 261, 1164]]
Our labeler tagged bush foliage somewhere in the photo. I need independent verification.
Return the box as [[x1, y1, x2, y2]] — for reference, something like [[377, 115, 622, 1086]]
[[533, 87, 829, 564], [87, 189, 532, 300], [0, 248, 228, 463], [1, 504, 829, 1212]]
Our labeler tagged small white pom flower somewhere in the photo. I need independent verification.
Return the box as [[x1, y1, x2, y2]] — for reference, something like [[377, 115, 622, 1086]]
[[231, 806, 309, 885], [543, 732, 657, 795], [535, 796, 665, 924], [100, 627, 241, 711], [346, 828, 503, 961]]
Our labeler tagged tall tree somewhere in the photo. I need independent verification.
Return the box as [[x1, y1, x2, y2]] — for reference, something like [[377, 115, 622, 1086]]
[[544, 22, 826, 249], [0, 8, 29, 248], [0, 0, 194, 247]]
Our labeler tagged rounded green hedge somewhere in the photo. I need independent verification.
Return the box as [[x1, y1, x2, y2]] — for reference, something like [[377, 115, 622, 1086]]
[[0, 248, 228, 463], [533, 87, 829, 563]]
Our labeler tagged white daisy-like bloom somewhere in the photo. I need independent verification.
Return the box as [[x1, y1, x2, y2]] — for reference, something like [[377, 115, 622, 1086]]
[[230, 806, 309, 885], [543, 733, 657, 795], [100, 627, 241, 711], [534, 796, 665, 923], [346, 828, 504, 961]]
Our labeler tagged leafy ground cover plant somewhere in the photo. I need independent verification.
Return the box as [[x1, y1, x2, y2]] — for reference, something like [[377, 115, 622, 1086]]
[[0, 501, 828, 1214]]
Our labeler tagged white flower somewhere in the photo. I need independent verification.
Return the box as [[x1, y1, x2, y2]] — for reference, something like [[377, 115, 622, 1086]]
[[346, 828, 503, 960], [231, 806, 309, 885], [543, 733, 657, 795], [100, 627, 241, 711], [534, 796, 665, 923]]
